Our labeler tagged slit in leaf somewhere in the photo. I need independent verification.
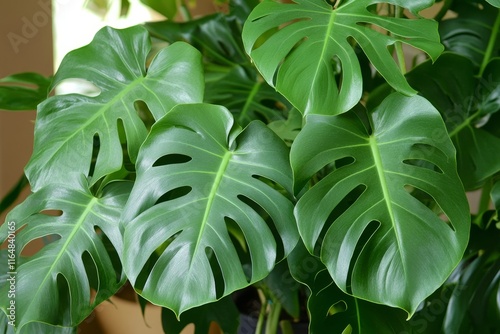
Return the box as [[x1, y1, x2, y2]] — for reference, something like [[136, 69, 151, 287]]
[[404, 185, 454, 230], [206, 247, 225, 299], [225, 216, 252, 283], [403, 159, 443, 174], [155, 186, 192, 205], [237, 194, 284, 261], [346, 220, 379, 294], [153, 154, 192, 167], [82, 251, 99, 305], [316, 185, 366, 256]]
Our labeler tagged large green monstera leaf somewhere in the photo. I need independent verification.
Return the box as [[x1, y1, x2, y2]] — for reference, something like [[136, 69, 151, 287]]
[[25, 26, 204, 191], [242, 0, 443, 115], [291, 93, 470, 316], [0, 180, 131, 332], [122, 104, 298, 316]]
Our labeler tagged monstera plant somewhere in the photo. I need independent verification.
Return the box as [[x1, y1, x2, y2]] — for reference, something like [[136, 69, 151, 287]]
[[1, 0, 499, 333]]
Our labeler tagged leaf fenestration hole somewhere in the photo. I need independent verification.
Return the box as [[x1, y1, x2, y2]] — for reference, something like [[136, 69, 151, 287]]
[[155, 186, 192, 205], [134, 248, 163, 292], [82, 251, 99, 305], [327, 300, 348, 316], [346, 220, 379, 294], [153, 154, 192, 167], [237, 194, 285, 261], [224, 217, 252, 283], [403, 159, 443, 174], [404, 185, 454, 230], [20, 234, 61, 257], [56, 273, 72, 324], [206, 247, 225, 299], [96, 226, 123, 282], [134, 100, 154, 128], [89, 133, 100, 177], [251, 174, 290, 200], [316, 184, 366, 256]]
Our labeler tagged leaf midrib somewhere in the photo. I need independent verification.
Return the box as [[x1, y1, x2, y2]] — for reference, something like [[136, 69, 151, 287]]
[[35, 76, 145, 170], [368, 135, 406, 276], [191, 151, 233, 262], [22, 196, 98, 328]]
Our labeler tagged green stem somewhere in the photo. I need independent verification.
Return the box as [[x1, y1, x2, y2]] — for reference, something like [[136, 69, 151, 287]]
[[255, 289, 267, 334], [265, 299, 282, 334], [479, 8, 500, 76], [394, 6, 406, 74]]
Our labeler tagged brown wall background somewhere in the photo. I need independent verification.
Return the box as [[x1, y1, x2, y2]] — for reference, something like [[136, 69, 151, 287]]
[[0, 0, 53, 223]]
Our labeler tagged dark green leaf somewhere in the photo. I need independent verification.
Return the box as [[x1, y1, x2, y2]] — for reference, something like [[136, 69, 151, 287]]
[[406, 53, 500, 189], [140, 0, 178, 20], [443, 252, 500, 334], [440, 2, 500, 66], [162, 297, 239, 334], [288, 242, 412, 333], [291, 93, 470, 315], [243, 0, 443, 115], [25, 26, 204, 192], [0, 180, 131, 331], [122, 104, 298, 316], [0, 72, 51, 111], [0, 175, 28, 216], [205, 66, 290, 126]]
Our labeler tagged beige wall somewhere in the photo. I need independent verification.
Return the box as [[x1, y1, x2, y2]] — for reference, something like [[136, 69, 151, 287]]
[[0, 0, 53, 223]]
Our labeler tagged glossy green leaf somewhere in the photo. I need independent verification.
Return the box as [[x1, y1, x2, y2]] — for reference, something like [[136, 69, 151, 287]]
[[0, 180, 131, 331], [25, 26, 204, 192], [288, 241, 412, 333], [406, 53, 500, 189], [0, 72, 51, 111], [0, 309, 77, 334], [487, 0, 500, 7], [122, 104, 298, 316], [242, 0, 443, 115], [291, 93, 470, 315], [161, 297, 239, 334], [440, 1, 500, 67]]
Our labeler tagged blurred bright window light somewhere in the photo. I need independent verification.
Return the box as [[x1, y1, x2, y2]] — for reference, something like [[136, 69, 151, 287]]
[[52, 0, 157, 94]]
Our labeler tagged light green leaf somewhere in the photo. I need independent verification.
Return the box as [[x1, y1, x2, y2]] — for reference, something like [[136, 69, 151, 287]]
[[242, 0, 443, 115], [0, 180, 131, 331], [122, 104, 298, 316], [487, 0, 500, 7], [25, 26, 204, 191], [291, 93, 470, 315]]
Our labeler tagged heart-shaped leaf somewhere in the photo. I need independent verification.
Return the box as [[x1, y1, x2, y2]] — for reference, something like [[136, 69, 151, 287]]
[[25, 26, 204, 191], [291, 93, 470, 315], [0, 180, 131, 331], [242, 0, 443, 115], [122, 103, 298, 316]]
